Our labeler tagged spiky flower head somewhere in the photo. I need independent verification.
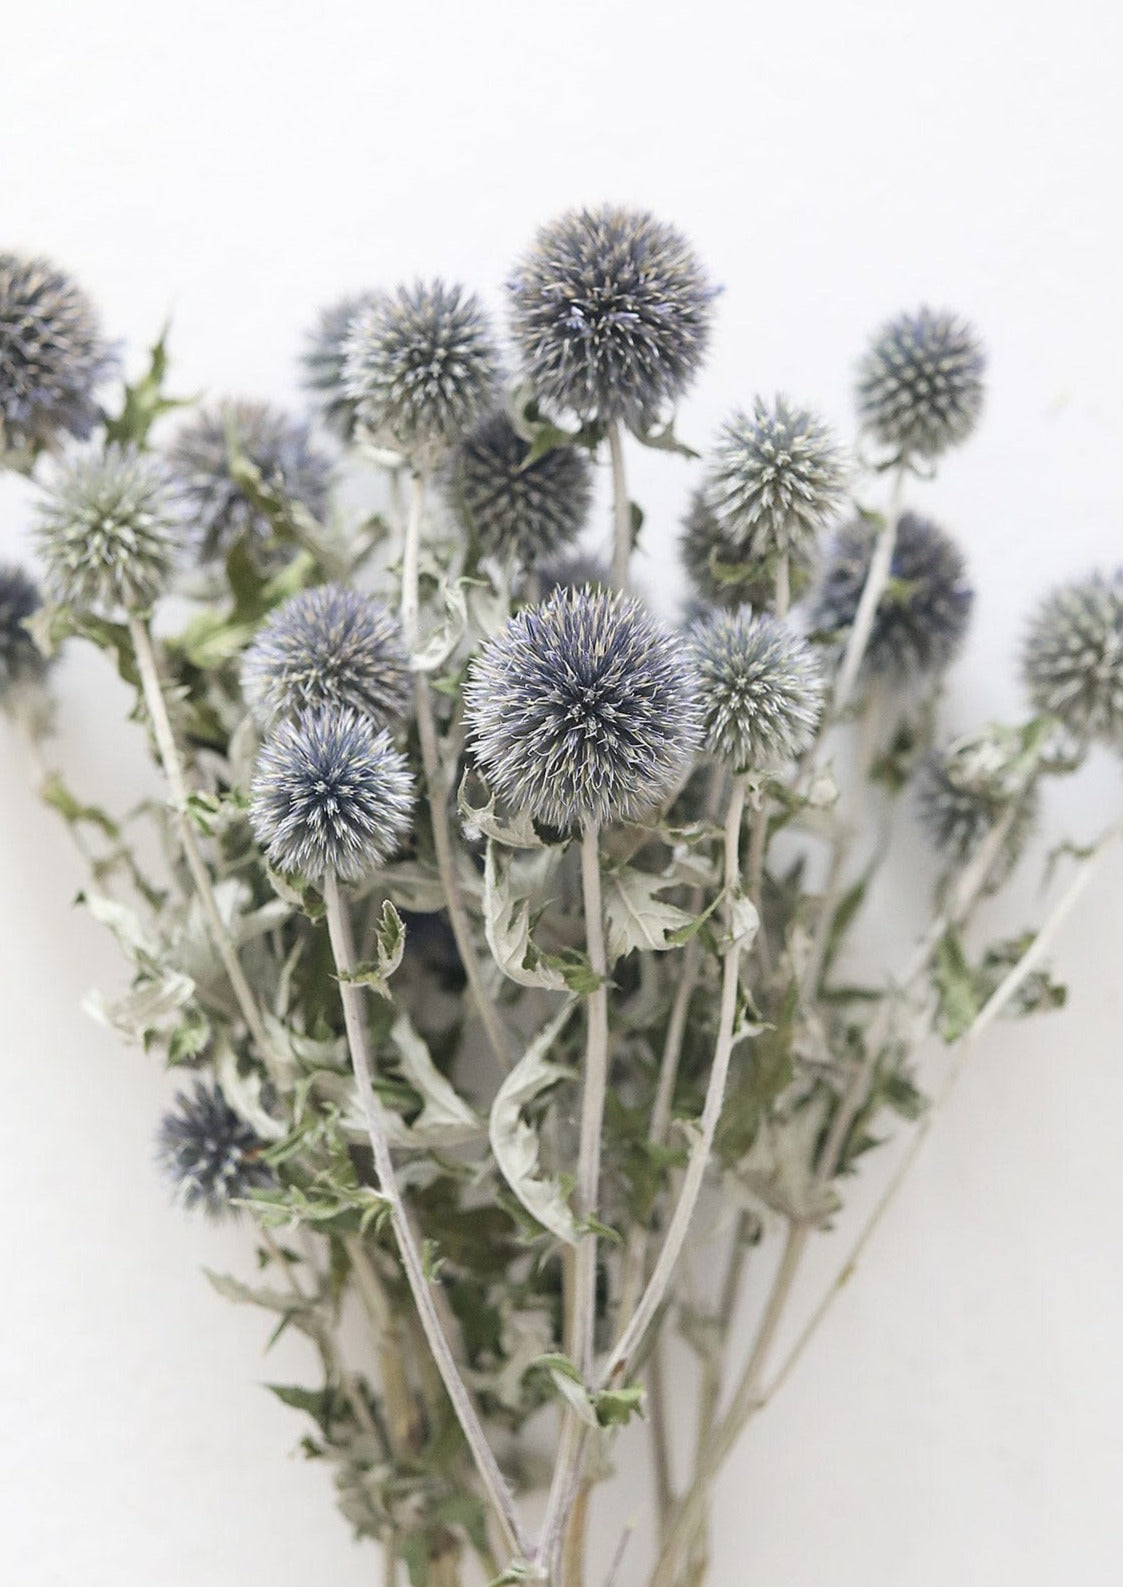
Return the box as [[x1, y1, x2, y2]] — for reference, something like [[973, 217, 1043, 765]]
[[1022, 571, 1123, 745], [857, 307, 985, 460], [811, 511, 973, 681], [35, 444, 179, 615], [300, 292, 379, 442], [0, 564, 50, 699], [464, 586, 700, 831], [916, 726, 1039, 888], [342, 281, 501, 462], [250, 705, 414, 882], [703, 397, 847, 569], [166, 399, 332, 565], [241, 583, 412, 731], [156, 1080, 273, 1219], [689, 607, 824, 772], [0, 252, 113, 462], [506, 204, 716, 429], [445, 411, 592, 565], [681, 487, 814, 611]]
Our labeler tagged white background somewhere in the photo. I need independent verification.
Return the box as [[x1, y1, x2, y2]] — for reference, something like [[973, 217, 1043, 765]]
[[3, 2, 1123, 1583]]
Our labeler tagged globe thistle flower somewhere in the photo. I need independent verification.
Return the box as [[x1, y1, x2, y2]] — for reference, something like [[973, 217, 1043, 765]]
[[0, 564, 50, 699], [250, 705, 414, 882], [681, 487, 815, 611], [1022, 571, 1123, 745], [35, 444, 179, 615], [156, 1080, 273, 1219], [0, 252, 113, 461], [464, 586, 700, 831], [241, 583, 412, 731], [702, 397, 848, 569], [445, 410, 592, 565], [916, 732, 1039, 888], [342, 281, 501, 461], [300, 292, 379, 441], [506, 204, 716, 429], [811, 511, 973, 681], [857, 307, 985, 460], [689, 607, 825, 772], [166, 400, 332, 564]]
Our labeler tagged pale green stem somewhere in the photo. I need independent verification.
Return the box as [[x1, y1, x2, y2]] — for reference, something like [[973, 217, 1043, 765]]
[[127, 613, 275, 1064], [608, 420, 632, 593], [322, 871, 528, 1563], [774, 553, 791, 620], [829, 465, 906, 721]]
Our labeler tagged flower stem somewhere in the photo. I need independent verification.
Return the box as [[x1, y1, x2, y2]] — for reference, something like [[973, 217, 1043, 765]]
[[126, 613, 274, 1063], [608, 420, 632, 593], [829, 464, 906, 720], [322, 870, 528, 1564]]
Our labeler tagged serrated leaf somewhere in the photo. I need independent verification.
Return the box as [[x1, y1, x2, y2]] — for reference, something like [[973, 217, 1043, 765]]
[[593, 1384, 646, 1427], [489, 1000, 580, 1244], [602, 867, 696, 961], [483, 841, 568, 989], [38, 772, 120, 838], [933, 929, 979, 1041], [459, 773, 544, 849], [388, 1012, 480, 1145]]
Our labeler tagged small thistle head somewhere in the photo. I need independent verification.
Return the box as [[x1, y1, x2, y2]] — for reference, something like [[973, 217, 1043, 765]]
[[703, 397, 848, 566], [0, 564, 50, 699], [811, 511, 973, 682], [857, 308, 985, 460], [1022, 571, 1123, 745], [916, 727, 1039, 888], [166, 400, 332, 565], [506, 204, 717, 428], [34, 444, 179, 615], [156, 1080, 273, 1219], [249, 705, 414, 882], [689, 606, 825, 772], [445, 411, 592, 565], [342, 281, 501, 461], [681, 486, 815, 611], [300, 292, 379, 442], [0, 252, 114, 462], [241, 583, 412, 731], [464, 586, 700, 831]]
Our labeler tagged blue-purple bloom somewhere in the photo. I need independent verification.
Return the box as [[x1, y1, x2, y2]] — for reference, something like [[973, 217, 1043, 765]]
[[857, 308, 985, 460], [445, 410, 592, 565], [156, 1080, 273, 1219], [300, 292, 379, 442], [0, 564, 50, 698], [464, 586, 700, 830], [689, 607, 825, 771], [250, 705, 414, 881], [1022, 571, 1123, 744]]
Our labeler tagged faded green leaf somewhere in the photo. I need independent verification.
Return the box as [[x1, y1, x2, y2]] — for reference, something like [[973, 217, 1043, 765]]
[[489, 1000, 580, 1244]]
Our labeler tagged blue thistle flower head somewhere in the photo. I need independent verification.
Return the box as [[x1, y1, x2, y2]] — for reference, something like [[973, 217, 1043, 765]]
[[811, 511, 973, 683], [681, 486, 818, 612], [916, 729, 1039, 889], [342, 281, 502, 462], [34, 443, 180, 615], [703, 397, 848, 567], [1022, 571, 1123, 745], [464, 586, 701, 831], [250, 705, 414, 882], [689, 606, 825, 772], [445, 410, 592, 565], [0, 252, 114, 463], [0, 564, 51, 700], [156, 1080, 273, 1219], [857, 307, 985, 460], [300, 292, 379, 442], [166, 399, 332, 565], [506, 204, 717, 429], [241, 583, 412, 731]]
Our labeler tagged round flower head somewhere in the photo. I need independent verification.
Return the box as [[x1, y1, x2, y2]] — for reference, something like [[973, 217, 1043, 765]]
[[811, 511, 973, 681], [250, 705, 414, 882], [689, 606, 825, 772], [539, 554, 613, 599], [703, 397, 848, 567], [300, 292, 379, 442], [464, 586, 700, 831], [445, 410, 592, 565], [35, 443, 179, 615], [1022, 571, 1123, 745], [857, 307, 985, 460], [506, 204, 716, 428], [681, 487, 815, 612], [0, 252, 113, 461], [156, 1080, 273, 1219], [241, 583, 412, 731], [0, 564, 50, 700], [916, 733, 1039, 889], [167, 399, 332, 565], [342, 280, 501, 461]]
